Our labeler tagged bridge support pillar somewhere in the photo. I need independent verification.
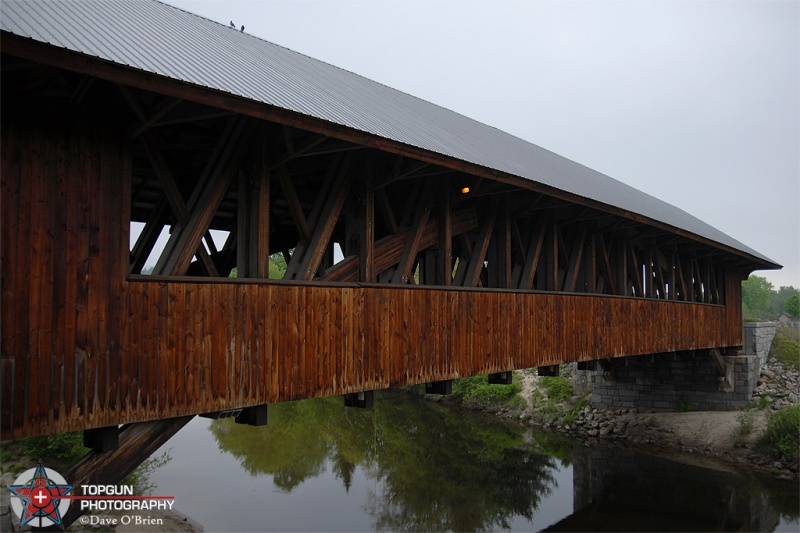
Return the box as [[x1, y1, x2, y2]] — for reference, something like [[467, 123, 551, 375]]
[[235, 405, 268, 426], [576, 348, 766, 412], [538, 365, 560, 377], [344, 391, 374, 409], [488, 372, 513, 385], [83, 426, 119, 453], [425, 380, 453, 394]]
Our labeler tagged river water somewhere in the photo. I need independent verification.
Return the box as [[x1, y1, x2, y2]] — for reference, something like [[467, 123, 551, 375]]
[[149, 392, 798, 532]]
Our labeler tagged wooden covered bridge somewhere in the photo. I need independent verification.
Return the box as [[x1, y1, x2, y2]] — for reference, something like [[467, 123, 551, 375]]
[[0, 0, 779, 504]]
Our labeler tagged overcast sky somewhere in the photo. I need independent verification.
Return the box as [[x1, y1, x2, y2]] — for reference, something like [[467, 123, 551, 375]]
[[164, 0, 799, 289]]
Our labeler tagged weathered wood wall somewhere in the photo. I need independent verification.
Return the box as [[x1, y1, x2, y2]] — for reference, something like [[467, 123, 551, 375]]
[[1, 99, 131, 439], [3, 270, 743, 439], [120, 280, 743, 413]]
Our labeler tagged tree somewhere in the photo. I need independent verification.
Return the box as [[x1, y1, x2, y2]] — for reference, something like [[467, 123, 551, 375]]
[[767, 285, 800, 318], [742, 275, 774, 319], [786, 295, 800, 319]]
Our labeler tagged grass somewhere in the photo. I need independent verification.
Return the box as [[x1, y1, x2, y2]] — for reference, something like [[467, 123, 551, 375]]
[[769, 327, 800, 370], [562, 391, 590, 427], [539, 376, 573, 403]]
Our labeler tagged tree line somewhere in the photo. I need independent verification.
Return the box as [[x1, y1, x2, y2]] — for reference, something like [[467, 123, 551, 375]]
[[742, 275, 799, 321]]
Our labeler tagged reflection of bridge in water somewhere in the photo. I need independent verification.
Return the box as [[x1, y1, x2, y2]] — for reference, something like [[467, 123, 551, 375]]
[[164, 395, 800, 531], [551, 447, 790, 532], [0, 1, 780, 529]]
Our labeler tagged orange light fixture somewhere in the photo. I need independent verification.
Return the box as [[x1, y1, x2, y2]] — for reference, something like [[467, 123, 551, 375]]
[[461, 186, 470, 194]]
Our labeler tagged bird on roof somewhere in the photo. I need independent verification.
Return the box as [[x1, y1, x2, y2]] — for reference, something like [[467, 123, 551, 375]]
[[229, 21, 235, 28], [241, 25, 245, 32]]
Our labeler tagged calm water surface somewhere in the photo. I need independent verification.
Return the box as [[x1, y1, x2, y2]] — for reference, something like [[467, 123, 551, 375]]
[[148, 393, 798, 532]]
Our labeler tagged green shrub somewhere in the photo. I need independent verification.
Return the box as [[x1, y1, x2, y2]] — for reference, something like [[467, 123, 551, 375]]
[[451, 375, 523, 409], [563, 392, 590, 426], [734, 410, 756, 446], [17, 431, 88, 467], [759, 405, 800, 464], [539, 376, 572, 403]]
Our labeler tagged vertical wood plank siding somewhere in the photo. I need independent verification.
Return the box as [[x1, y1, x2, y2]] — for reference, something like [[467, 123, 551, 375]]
[[121, 282, 742, 403], [1, 100, 130, 438], [3, 273, 743, 439], [1, 98, 747, 440]]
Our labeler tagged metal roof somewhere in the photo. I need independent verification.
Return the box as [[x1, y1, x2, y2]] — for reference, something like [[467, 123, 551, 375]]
[[0, 0, 779, 268]]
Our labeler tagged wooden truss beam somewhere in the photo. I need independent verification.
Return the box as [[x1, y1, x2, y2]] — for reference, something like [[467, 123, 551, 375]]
[[154, 116, 248, 275], [140, 133, 219, 276], [295, 154, 355, 280], [517, 217, 546, 290], [392, 181, 436, 284], [464, 198, 500, 288]]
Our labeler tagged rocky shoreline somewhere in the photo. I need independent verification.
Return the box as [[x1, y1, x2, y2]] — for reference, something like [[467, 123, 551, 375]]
[[493, 356, 800, 481]]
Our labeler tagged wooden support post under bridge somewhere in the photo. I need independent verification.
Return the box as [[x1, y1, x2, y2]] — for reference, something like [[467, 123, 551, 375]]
[[344, 391, 374, 409], [488, 372, 513, 385], [426, 380, 453, 395]]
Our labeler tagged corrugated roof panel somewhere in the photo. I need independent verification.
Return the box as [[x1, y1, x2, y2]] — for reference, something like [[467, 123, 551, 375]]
[[0, 0, 778, 267]]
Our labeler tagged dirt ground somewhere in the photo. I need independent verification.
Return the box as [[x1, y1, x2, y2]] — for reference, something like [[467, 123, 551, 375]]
[[650, 410, 767, 452]]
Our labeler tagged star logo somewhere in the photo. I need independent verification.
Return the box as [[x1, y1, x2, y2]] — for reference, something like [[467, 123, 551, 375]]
[[8, 462, 72, 527]]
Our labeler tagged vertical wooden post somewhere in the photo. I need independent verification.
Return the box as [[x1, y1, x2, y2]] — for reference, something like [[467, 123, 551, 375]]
[[237, 170, 251, 277], [439, 182, 452, 286], [254, 129, 270, 278], [546, 220, 558, 292], [499, 195, 512, 289], [669, 253, 677, 300], [361, 166, 375, 282], [616, 240, 628, 296], [587, 233, 597, 293]]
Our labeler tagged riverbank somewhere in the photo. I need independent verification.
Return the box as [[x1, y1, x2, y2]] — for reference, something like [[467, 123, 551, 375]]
[[444, 355, 799, 481]]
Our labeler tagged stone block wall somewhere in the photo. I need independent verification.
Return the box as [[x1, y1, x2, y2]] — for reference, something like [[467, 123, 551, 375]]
[[743, 322, 776, 373], [575, 322, 776, 412]]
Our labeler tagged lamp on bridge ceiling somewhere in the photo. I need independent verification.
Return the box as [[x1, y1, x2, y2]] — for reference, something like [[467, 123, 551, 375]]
[[461, 186, 470, 194]]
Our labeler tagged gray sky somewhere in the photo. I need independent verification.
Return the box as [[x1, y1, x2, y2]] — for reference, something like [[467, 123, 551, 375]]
[[164, 0, 799, 289]]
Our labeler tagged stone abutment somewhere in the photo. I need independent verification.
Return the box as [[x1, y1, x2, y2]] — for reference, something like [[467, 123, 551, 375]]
[[574, 322, 776, 412]]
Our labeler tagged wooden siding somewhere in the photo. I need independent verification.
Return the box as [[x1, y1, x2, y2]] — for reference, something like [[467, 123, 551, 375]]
[[3, 275, 743, 439], [1, 99, 131, 440]]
